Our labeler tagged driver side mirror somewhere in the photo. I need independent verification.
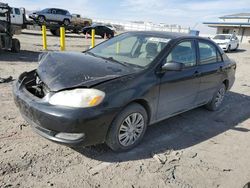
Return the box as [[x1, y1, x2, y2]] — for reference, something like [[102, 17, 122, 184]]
[[161, 62, 185, 72]]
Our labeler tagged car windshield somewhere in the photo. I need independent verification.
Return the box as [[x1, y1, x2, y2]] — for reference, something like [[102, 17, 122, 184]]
[[88, 33, 171, 68], [213, 35, 231, 40]]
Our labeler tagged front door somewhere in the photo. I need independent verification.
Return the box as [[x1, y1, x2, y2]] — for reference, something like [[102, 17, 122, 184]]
[[157, 40, 200, 120]]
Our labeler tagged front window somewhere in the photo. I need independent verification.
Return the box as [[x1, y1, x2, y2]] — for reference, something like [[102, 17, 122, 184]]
[[89, 33, 170, 68], [14, 8, 20, 15], [166, 41, 196, 67], [213, 35, 231, 40]]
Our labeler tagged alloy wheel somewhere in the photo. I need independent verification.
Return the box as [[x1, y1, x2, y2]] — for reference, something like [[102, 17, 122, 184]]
[[118, 113, 145, 147]]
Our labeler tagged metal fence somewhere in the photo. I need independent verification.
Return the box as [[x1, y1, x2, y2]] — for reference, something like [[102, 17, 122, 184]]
[[93, 18, 190, 33]]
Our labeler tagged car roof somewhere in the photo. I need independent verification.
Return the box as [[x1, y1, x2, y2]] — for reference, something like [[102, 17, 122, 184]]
[[215, 34, 232, 36], [44, 8, 68, 11]]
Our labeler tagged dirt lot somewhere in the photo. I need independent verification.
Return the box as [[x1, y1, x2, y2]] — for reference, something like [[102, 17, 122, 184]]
[[0, 30, 250, 188]]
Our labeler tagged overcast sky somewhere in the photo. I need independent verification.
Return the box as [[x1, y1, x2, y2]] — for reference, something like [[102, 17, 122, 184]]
[[3, 0, 250, 34]]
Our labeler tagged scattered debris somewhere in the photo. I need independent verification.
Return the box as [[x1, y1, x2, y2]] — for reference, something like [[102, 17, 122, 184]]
[[21, 152, 28, 159], [88, 162, 113, 175], [19, 124, 28, 130], [223, 169, 232, 172], [0, 76, 14, 84], [152, 153, 167, 164], [0, 132, 17, 140]]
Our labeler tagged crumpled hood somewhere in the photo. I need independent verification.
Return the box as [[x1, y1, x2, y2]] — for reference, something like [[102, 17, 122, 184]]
[[37, 52, 136, 91]]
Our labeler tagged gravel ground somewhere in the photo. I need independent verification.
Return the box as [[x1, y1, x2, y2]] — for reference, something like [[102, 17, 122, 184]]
[[0, 30, 250, 188]]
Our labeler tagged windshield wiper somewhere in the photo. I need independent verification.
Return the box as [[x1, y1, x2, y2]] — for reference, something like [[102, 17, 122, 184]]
[[102, 56, 130, 67], [85, 51, 98, 57]]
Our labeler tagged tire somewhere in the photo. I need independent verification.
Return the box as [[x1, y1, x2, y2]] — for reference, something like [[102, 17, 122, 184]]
[[38, 16, 46, 24], [205, 84, 226, 111], [234, 44, 239, 51], [50, 29, 60, 36], [227, 45, 231, 52], [11, 39, 20, 53], [63, 19, 70, 26], [106, 103, 148, 152]]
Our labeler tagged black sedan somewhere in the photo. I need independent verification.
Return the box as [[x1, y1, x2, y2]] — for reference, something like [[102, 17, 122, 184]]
[[13, 31, 236, 151], [83, 25, 114, 39]]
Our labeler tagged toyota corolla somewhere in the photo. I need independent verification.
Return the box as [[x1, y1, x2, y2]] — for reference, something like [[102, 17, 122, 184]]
[[13, 31, 236, 151]]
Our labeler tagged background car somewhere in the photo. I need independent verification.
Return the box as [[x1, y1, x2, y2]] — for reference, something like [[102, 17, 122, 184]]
[[212, 34, 239, 52], [82, 25, 114, 38], [105, 24, 117, 32], [29, 8, 72, 25]]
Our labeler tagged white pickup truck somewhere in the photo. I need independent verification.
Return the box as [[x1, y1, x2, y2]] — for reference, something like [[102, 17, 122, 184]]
[[0, 7, 24, 25]]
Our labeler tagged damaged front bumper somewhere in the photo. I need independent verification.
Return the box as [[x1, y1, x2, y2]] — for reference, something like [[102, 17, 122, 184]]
[[13, 71, 117, 147]]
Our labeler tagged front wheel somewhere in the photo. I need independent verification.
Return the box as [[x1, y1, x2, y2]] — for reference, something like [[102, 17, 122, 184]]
[[38, 16, 45, 24], [11, 39, 20, 53], [205, 84, 226, 111], [106, 103, 148, 152]]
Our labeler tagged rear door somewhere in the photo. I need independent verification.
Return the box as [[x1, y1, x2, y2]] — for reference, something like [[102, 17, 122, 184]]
[[56, 9, 65, 22], [195, 40, 225, 105], [157, 40, 200, 120]]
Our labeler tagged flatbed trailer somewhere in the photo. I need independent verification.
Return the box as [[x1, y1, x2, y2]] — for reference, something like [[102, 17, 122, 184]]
[[25, 15, 92, 36]]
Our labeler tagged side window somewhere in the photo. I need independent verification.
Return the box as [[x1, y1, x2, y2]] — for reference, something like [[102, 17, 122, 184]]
[[52, 9, 56, 14], [166, 41, 196, 67], [14, 8, 20, 15], [57, 9, 65, 15], [199, 41, 220, 64]]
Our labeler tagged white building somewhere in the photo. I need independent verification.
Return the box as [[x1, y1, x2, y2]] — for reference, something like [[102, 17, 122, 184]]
[[204, 13, 250, 43]]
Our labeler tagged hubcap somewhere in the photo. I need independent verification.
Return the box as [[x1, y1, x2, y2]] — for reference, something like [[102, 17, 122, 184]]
[[118, 113, 145, 147], [39, 17, 44, 22], [215, 87, 225, 108]]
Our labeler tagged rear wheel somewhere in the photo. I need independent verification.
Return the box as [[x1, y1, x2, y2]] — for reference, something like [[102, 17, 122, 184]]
[[11, 39, 20, 53], [106, 103, 148, 152], [63, 19, 70, 26], [234, 44, 239, 51], [205, 84, 226, 111]]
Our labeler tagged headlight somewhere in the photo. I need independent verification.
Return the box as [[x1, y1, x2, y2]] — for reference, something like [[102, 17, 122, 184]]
[[49, 89, 105, 108]]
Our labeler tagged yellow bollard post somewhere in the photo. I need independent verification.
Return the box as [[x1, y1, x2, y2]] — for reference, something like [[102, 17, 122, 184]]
[[116, 42, 120, 54], [42, 25, 47, 50], [91, 29, 95, 48], [60, 27, 66, 51]]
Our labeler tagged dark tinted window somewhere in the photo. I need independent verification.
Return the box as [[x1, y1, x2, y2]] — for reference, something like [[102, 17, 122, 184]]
[[51, 9, 56, 14], [57, 9, 67, 15], [166, 41, 196, 67], [199, 42, 219, 64], [14, 8, 20, 15]]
